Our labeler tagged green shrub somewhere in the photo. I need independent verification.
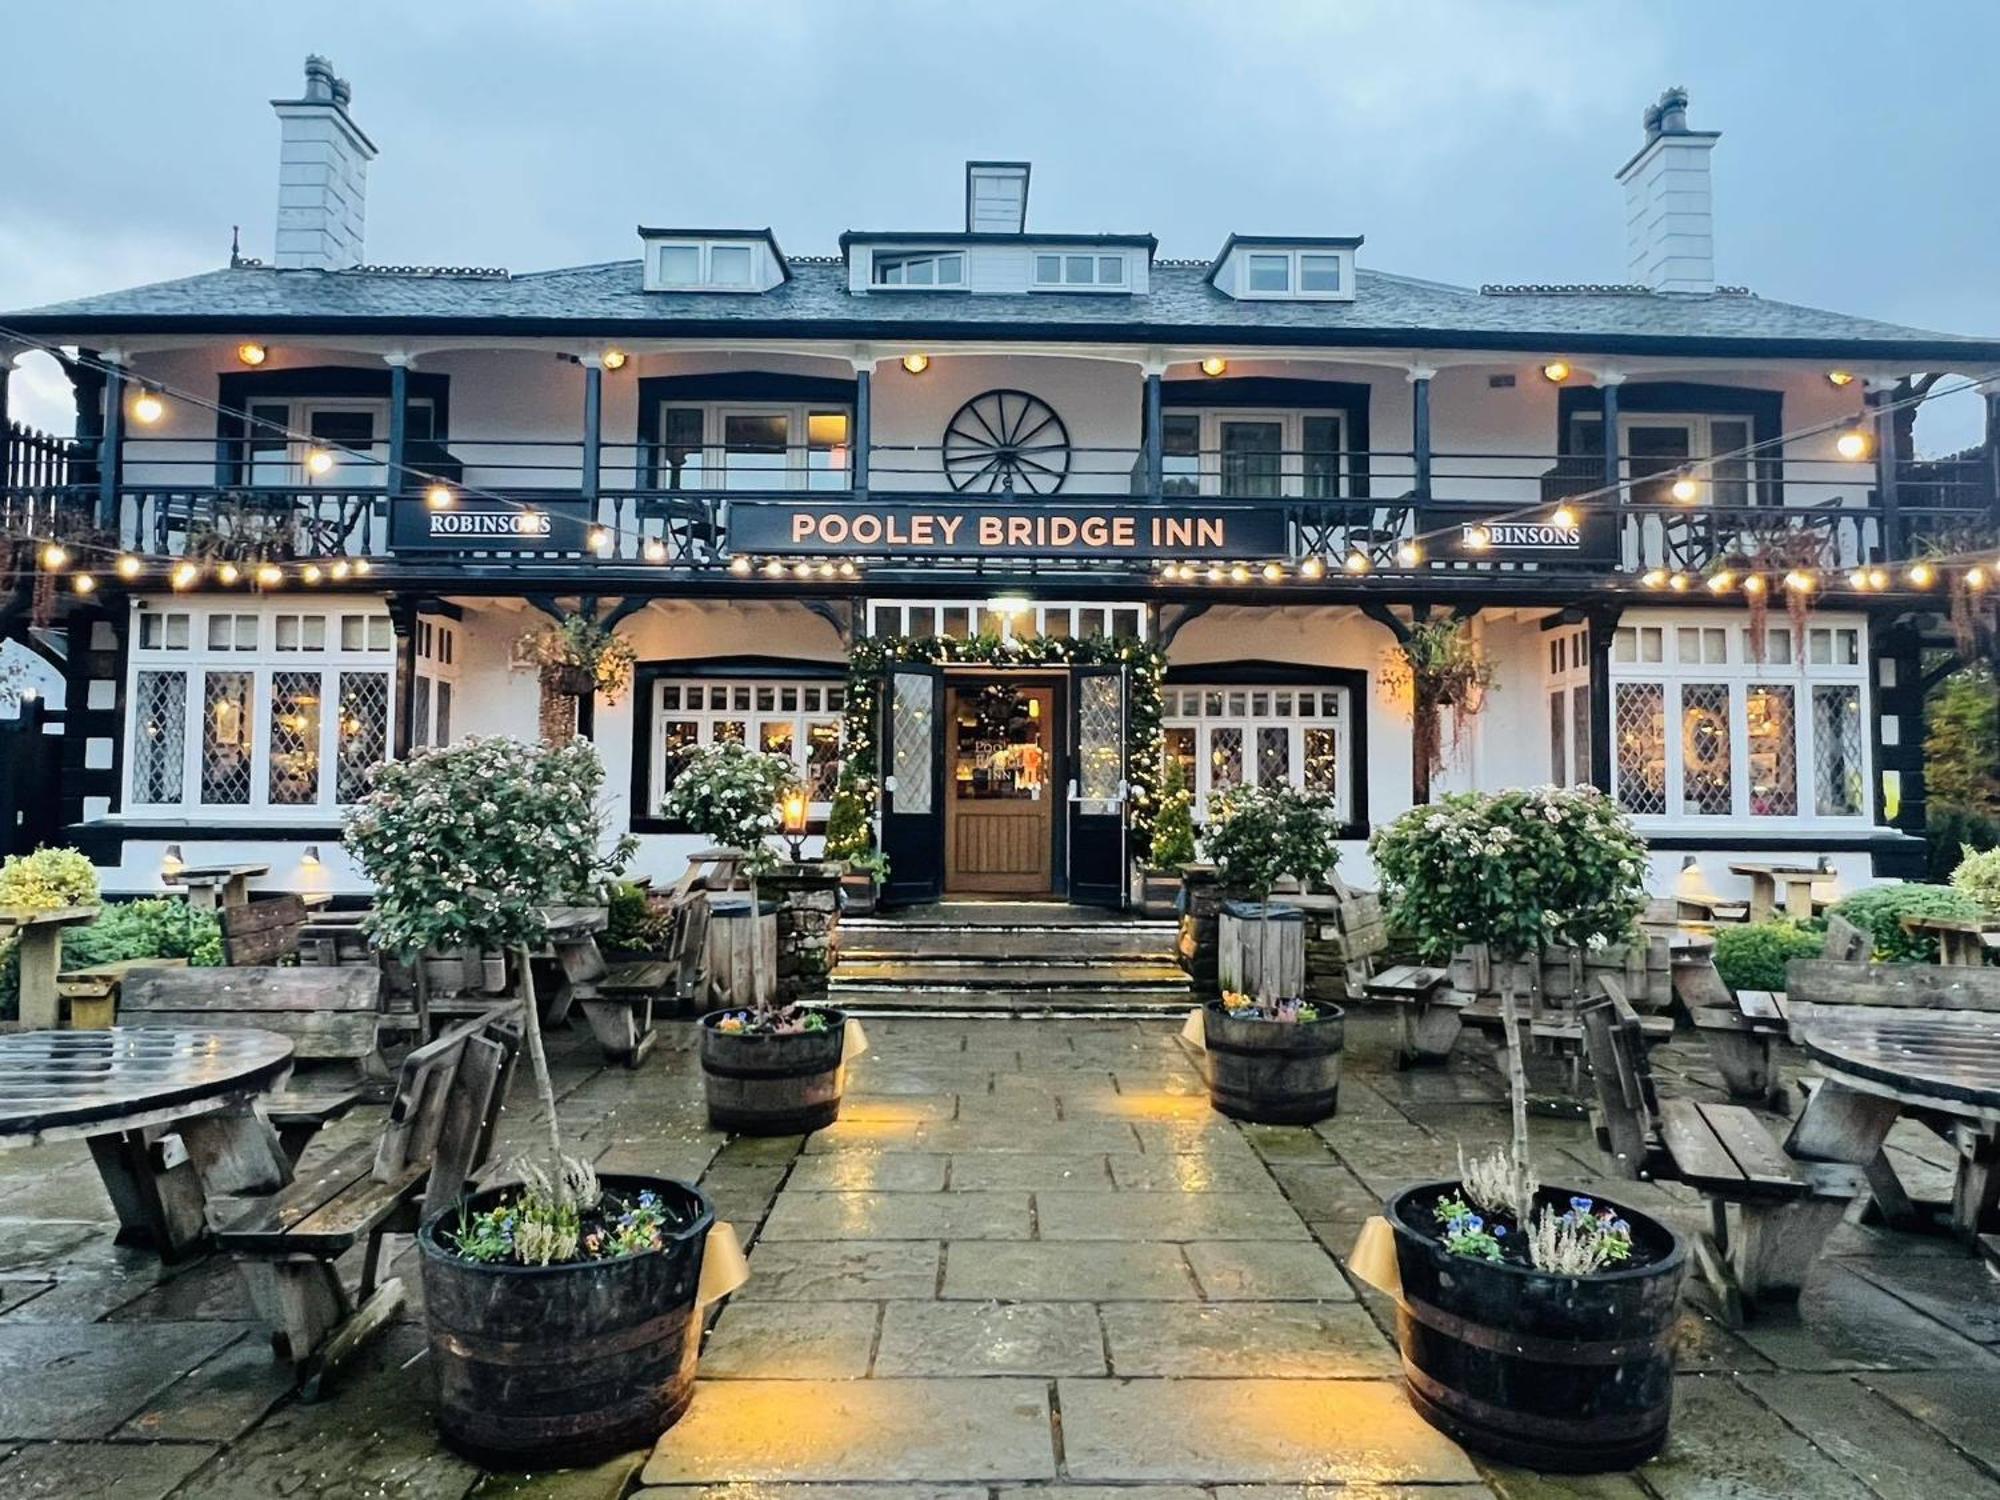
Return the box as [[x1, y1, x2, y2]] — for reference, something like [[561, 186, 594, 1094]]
[[602, 880, 671, 951], [63, 898, 223, 969], [1950, 846, 2000, 916], [1927, 805, 2000, 882], [1149, 756, 1197, 870], [1828, 883, 1983, 963], [0, 847, 99, 913], [1713, 920, 1823, 993]]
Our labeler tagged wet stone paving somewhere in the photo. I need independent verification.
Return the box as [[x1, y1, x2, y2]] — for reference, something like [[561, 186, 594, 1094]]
[[2, 1010, 1999, 1498]]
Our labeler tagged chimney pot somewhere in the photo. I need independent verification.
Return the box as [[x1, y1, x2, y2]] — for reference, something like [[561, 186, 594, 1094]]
[[303, 55, 335, 102], [331, 76, 352, 108], [1658, 86, 1690, 134]]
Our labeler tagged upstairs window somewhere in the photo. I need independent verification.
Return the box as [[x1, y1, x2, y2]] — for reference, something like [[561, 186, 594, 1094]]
[[649, 403, 851, 492], [1032, 253, 1126, 289], [1299, 254, 1343, 293], [650, 239, 767, 290], [873, 252, 965, 287], [1246, 254, 1291, 293]]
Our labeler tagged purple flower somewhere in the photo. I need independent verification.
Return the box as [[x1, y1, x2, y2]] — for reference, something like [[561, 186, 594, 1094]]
[[1569, 1195, 1594, 1214]]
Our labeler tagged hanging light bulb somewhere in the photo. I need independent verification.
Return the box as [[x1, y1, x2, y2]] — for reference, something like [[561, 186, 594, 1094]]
[[352, 558, 372, 576], [1397, 540, 1423, 567], [1343, 551, 1370, 574], [301, 563, 323, 584], [170, 560, 200, 591], [1641, 568, 1667, 589], [1742, 573, 1767, 596], [216, 561, 241, 586], [1708, 570, 1736, 593], [728, 556, 752, 575], [1783, 569, 1815, 594], [1966, 566, 1989, 591], [1670, 474, 1700, 503], [131, 390, 165, 425], [330, 559, 351, 581], [1835, 427, 1871, 461], [643, 538, 668, 563], [255, 562, 283, 588], [71, 572, 96, 595], [1465, 525, 1492, 551], [304, 448, 335, 476], [39, 543, 68, 570], [1668, 572, 1691, 592], [1299, 556, 1326, 579], [1229, 563, 1251, 583], [586, 526, 611, 553], [1866, 566, 1889, 591], [116, 553, 141, 580], [425, 484, 455, 510], [1846, 568, 1870, 590], [1907, 561, 1936, 588], [837, 560, 857, 578], [1550, 504, 1577, 529], [1261, 562, 1284, 581]]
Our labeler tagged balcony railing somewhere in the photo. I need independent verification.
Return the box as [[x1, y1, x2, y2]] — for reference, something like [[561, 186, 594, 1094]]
[[7, 423, 1995, 580]]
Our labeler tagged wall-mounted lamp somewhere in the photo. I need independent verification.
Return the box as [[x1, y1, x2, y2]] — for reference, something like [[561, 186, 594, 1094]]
[[1200, 356, 1228, 378], [1540, 360, 1572, 383], [901, 353, 930, 375], [236, 342, 269, 367], [300, 844, 323, 867], [600, 349, 628, 371], [162, 843, 185, 877]]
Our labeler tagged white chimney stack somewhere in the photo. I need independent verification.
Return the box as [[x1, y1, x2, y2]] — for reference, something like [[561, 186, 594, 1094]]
[[1615, 87, 1718, 294], [271, 56, 376, 271]]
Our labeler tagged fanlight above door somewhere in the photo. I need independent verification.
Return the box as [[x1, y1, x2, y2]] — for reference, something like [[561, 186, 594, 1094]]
[[941, 389, 1071, 495]]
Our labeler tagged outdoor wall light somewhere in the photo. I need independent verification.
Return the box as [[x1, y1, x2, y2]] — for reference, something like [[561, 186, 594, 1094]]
[[236, 342, 269, 367], [1540, 360, 1571, 383], [600, 349, 628, 371], [1825, 370, 1855, 387], [1200, 356, 1228, 378], [901, 353, 930, 375], [161, 844, 185, 877], [300, 845, 323, 867], [1835, 427, 1871, 461]]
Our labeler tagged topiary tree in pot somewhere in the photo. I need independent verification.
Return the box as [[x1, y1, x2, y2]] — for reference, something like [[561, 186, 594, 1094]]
[[1196, 783, 1346, 1123], [345, 737, 715, 1467], [1368, 785, 1685, 1471], [662, 742, 849, 1133]]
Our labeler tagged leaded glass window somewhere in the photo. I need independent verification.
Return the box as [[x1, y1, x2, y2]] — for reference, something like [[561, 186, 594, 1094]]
[[1813, 685, 1864, 816], [267, 670, 323, 806], [201, 671, 254, 805], [1745, 685, 1797, 817], [336, 672, 389, 804], [890, 670, 935, 815], [1614, 683, 1666, 815], [131, 671, 186, 805], [1679, 683, 1733, 816]]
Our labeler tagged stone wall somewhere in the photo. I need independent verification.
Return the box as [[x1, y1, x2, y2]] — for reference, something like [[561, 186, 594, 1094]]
[[764, 861, 843, 1006]]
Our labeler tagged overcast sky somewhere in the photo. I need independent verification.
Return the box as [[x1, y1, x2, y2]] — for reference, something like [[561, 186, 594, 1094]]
[[3, 1, 1996, 450]]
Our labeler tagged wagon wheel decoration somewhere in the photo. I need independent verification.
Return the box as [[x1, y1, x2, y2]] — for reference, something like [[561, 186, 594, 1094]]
[[941, 389, 1071, 495]]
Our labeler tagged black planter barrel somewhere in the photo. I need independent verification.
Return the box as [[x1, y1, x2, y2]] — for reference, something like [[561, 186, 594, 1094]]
[[1385, 1181, 1687, 1473], [1201, 1002, 1344, 1124], [417, 1174, 713, 1469], [699, 1008, 847, 1134]]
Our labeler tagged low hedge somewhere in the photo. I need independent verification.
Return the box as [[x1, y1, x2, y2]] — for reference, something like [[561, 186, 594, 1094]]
[[1827, 883, 1983, 963], [1713, 919, 1825, 993]]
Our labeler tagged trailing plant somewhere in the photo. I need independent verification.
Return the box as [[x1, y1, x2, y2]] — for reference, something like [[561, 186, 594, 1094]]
[[1380, 618, 1494, 790], [1708, 524, 1831, 663], [1149, 755, 1197, 870], [1828, 882, 1983, 963], [345, 736, 636, 1211], [1372, 787, 1648, 1233], [518, 614, 638, 703], [842, 632, 1167, 857], [1712, 919, 1824, 993], [1204, 783, 1342, 1006], [1950, 846, 2000, 916], [660, 742, 801, 1021]]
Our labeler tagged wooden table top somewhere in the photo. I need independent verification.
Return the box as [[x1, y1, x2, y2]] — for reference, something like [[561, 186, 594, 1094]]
[[1802, 1009, 2000, 1114], [1727, 862, 1831, 879], [0, 906, 101, 933], [1899, 914, 2000, 934], [169, 864, 271, 883], [0, 1027, 294, 1143]]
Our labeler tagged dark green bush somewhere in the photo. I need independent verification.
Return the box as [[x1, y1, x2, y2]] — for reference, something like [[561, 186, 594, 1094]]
[[1827, 883, 1983, 963], [1712, 920, 1824, 993], [0, 898, 220, 1020], [602, 880, 670, 951]]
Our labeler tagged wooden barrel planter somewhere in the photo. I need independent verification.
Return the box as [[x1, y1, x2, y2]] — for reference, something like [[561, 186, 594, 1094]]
[[416, 1174, 713, 1469], [1201, 1001, 1345, 1124], [1384, 1181, 1687, 1473], [700, 1008, 847, 1134], [1175, 866, 1224, 994]]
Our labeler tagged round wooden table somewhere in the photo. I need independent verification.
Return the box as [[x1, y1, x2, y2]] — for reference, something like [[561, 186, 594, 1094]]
[[0, 1027, 296, 1259], [1799, 1009, 2000, 1242]]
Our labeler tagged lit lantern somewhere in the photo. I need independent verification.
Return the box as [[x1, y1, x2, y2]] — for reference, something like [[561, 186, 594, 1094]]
[[780, 788, 809, 862], [1200, 356, 1228, 378], [304, 448, 335, 476], [131, 390, 165, 425], [600, 349, 628, 371], [1541, 360, 1571, 383], [901, 353, 930, 375], [236, 342, 269, 367]]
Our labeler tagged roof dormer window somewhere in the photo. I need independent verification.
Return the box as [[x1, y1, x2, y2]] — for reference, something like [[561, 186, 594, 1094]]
[[709, 244, 753, 287], [873, 251, 965, 288], [1206, 235, 1361, 302], [1032, 253, 1126, 290], [638, 229, 789, 293]]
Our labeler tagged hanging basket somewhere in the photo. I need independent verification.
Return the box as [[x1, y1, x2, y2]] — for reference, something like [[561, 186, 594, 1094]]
[[540, 662, 596, 697]]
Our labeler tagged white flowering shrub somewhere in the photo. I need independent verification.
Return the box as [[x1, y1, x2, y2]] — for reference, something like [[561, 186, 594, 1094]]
[[660, 742, 801, 876], [344, 736, 635, 959]]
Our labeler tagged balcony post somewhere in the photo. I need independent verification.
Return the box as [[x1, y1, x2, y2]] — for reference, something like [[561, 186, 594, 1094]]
[[1407, 365, 1435, 502], [0, 351, 11, 485], [1597, 371, 1624, 496], [1867, 377, 1902, 558], [97, 355, 126, 531], [1144, 368, 1164, 498], [852, 363, 872, 495], [580, 356, 603, 504], [1586, 604, 1620, 794], [390, 593, 419, 761], [384, 354, 410, 498]]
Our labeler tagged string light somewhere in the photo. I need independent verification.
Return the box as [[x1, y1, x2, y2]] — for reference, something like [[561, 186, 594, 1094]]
[[255, 562, 282, 588], [330, 559, 351, 580], [71, 573, 96, 595], [351, 558, 371, 576], [1299, 557, 1326, 579], [728, 556, 752, 575], [1847, 568, 1869, 590], [643, 538, 668, 563], [1742, 573, 1767, 597], [39, 543, 68, 570], [1261, 562, 1283, 581], [425, 484, 455, 510], [1708, 570, 1735, 593], [301, 563, 323, 584], [130, 390, 165, 425], [1835, 427, 1871, 461], [1867, 567, 1889, 591], [170, 561, 200, 591], [1465, 525, 1491, 551], [116, 554, 141, 580], [837, 560, 857, 578], [792, 561, 813, 579], [586, 526, 611, 553], [1907, 561, 1936, 588], [1668, 572, 1691, 592], [1641, 568, 1667, 589], [1670, 474, 1699, 503], [1550, 504, 1577, 529], [304, 448, 335, 476], [216, 561, 241, 586], [1343, 552, 1369, 574], [763, 559, 785, 577], [1397, 541, 1422, 566], [1966, 565, 1988, 590], [1783, 569, 1815, 594], [1229, 563, 1251, 583]]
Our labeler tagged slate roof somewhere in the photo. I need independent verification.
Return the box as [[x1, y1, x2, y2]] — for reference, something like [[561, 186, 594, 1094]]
[[7, 258, 1998, 362]]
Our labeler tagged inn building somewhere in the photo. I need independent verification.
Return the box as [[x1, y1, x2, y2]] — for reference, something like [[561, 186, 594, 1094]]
[[3, 62, 1997, 912]]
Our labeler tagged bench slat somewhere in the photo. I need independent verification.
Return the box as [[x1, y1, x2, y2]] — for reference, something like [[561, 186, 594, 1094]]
[[218, 1140, 379, 1246], [116, 1009, 377, 1060], [1785, 959, 2000, 1013], [223, 1163, 426, 1254], [1658, 1098, 1747, 1186], [123, 967, 380, 1012], [1697, 1102, 1808, 1191]]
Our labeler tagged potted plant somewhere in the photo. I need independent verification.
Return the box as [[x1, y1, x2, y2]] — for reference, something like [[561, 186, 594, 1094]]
[[1134, 756, 1196, 917], [346, 737, 714, 1468], [823, 770, 886, 914], [1196, 783, 1345, 1124], [662, 742, 850, 1134], [1368, 785, 1686, 1472]]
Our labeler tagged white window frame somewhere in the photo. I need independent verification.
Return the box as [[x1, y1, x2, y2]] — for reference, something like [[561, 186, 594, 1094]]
[[1030, 251, 1130, 292], [1233, 247, 1355, 301], [653, 402, 852, 492], [864, 599, 1148, 643], [123, 600, 397, 821], [649, 239, 767, 291], [651, 677, 847, 817], [871, 251, 966, 288], [1569, 411, 1759, 506], [1165, 408, 1350, 499], [241, 395, 436, 489], [1163, 683, 1352, 825], [412, 616, 460, 750], [1544, 624, 1592, 787], [1607, 610, 1870, 830]]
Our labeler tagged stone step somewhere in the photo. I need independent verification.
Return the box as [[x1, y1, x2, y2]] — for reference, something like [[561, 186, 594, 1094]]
[[833, 958, 1190, 991], [831, 986, 1195, 1016], [840, 925, 1174, 961], [855, 900, 1172, 928]]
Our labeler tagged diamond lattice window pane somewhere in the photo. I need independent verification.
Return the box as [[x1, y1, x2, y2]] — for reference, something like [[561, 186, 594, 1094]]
[[1209, 727, 1244, 795], [807, 721, 841, 802], [1078, 674, 1123, 803], [201, 671, 253, 805], [1813, 685, 1864, 816], [268, 670, 323, 806], [1680, 683, 1733, 816], [1303, 727, 1339, 798], [890, 671, 934, 815], [1256, 725, 1291, 787], [337, 672, 389, 803], [1614, 682, 1666, 816], [1746, 685, 1797, 816], [131, 670, 187, 804]]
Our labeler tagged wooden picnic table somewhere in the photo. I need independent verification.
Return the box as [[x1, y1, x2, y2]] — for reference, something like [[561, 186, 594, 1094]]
[[0, 906, 102, 1029], [1900, 913, 2000, 968], [0, 1026, 295, 1260], [1729, 862, 1834, 923], [167, 863, 270, 912], [1797, 1008, 2000, 1243]]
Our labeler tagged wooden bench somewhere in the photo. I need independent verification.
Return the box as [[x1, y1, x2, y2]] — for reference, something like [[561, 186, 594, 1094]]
[[57, 956, 188, 1029], [1899, 913, 2000, 968], [574, 895, 713, 1067], [217, 1004, 521, 1397], [1692, 914, 1869, 1107], [1583, 981, 1862, 1326], [1363, 963, 1469, 1066], [219, 894, 311, 966], [1674, 893, 1750, 927], [122, 964, 383, 1161]]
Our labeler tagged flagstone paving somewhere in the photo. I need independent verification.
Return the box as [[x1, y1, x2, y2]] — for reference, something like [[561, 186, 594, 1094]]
[[1, 1011, 1998, 1498]]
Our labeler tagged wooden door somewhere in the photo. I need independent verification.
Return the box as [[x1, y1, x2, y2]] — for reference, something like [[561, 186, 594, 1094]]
[[945, 683, 1054, 895], [880, 664, 944, 907]]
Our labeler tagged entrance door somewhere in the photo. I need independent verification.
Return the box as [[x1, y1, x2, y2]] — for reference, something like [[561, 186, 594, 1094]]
[[1068, 665, 1128, 908], [880, 664, 944, 906], [945, 683, 1055, 895]]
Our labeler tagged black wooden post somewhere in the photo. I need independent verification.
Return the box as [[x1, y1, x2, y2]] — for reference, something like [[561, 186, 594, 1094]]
[[0, 354, 11, 485], [582, 361, 603, 503], [852, 366, 871, 495], [1599, 377, 1621, 494], [386, 358, 409, 497], [97, 362, 125, 531], [1870, 382, 1902, 560], [1585, 604, 1620, 794], [390, 594, 419, 760], [1410, 369, 1433, 501], [1143, 370, 1164, 498]]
